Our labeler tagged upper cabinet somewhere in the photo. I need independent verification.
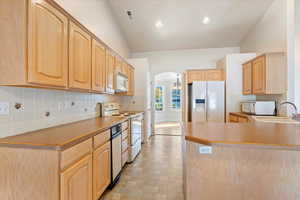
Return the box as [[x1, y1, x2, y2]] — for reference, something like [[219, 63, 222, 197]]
[[187, 69, 224, 84], [69, 22, 92, 90], [242, 61, 252, 95], [0, 0, 135, 95], [127, 66, 135, 96], [114, 58, 123, 74], [27, 0, 68, 87], [92, 39, 106, 93], [106, 51, 115, 93], [242, 53, 286, 95]]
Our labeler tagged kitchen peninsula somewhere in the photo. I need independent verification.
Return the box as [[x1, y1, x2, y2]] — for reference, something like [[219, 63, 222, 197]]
[[183, 122, 300, 200]]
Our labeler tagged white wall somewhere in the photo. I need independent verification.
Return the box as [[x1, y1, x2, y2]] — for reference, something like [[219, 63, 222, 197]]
[[295, 0, 300, 109], [0, 87, 119, 138], [218, 54, 257, 121], [240, 0, 287, 54], [240, 0, 297, 111], [54, 0, 130, 58], [132, 47, 240, 77]]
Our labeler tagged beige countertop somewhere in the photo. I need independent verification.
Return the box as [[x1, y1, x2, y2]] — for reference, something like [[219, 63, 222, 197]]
[[0, 112, 144, 150], [183, 122, 300, 150]]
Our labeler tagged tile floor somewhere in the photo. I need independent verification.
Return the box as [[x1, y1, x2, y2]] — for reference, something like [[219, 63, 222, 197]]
[[155, 122, 182, 136], [102, 134, 183, 200]]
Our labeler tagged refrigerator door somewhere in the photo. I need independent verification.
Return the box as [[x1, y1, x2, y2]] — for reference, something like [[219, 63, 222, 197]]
[[192, 82, 207, 122], [207, 81, 225, 122]]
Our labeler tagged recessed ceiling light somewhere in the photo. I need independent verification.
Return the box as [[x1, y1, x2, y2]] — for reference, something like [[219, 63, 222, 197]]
[[155, 20, 164, 28], [202, 17, 211, 25]]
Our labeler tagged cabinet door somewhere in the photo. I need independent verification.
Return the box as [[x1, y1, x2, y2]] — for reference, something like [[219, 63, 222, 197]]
[[205, 70, 224, 81], [115, 58, 122, 74], [28, 0, 68, 87], [93, 142, 111, 200], [243, 62, 252, 95], [252, 56, 266, 94], [187, 71, 206, 83], [106, 51, 115, 93], [128, 67, 135, 96], [229, 114, 239, 123], [61, 154, 93, 200], [238, 117, 249, 123], [69, 22, 92, 90], [92, 39, 106, 92]]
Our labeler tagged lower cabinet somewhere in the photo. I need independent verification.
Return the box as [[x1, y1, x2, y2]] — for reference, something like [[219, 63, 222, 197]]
[[61, 154, 93, 200], [93, 141, 111, 200], [229, 114, 249, 123]]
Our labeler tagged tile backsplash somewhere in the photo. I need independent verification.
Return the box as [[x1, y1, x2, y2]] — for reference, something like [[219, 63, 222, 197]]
[[0, 87, 120, 138]]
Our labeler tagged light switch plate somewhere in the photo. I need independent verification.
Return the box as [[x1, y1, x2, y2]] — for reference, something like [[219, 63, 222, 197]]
[[199, 146, 212, 154], [0, 102, 10, 115]]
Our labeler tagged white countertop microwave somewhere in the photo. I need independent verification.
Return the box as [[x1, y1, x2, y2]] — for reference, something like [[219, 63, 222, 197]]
[[241, 101, 276, 116]]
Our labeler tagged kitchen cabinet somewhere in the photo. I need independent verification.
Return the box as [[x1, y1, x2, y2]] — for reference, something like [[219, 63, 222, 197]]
[[127, 66, 135, 96], [93, 142, 111, 200], [27, 0, 68, 87], [92, 39, 106, 92], [69, 22, 92, 90], [61, 154, 93, 200], [229, 113, 249, 123], [0, 0, 69, 88], [106, 51, 115, 93], [242, 53, 286, 95], [242, 61, 252, 95], [0, 0, 135, 95], [115, 58, 123, 74], [187, 69, 224, 83]]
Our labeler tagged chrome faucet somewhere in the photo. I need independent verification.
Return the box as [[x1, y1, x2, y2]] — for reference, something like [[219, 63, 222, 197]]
[[278, 101, 300, 121]]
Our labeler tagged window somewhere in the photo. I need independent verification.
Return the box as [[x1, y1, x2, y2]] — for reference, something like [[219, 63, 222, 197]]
[[155, 86, 164, 111], [171, 88, 181, 109]]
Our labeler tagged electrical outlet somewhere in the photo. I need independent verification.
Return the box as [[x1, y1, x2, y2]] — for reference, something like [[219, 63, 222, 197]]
[[0, 102, 10, 115]]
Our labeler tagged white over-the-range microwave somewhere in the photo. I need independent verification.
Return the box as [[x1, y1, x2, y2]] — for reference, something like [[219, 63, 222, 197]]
[[241, 101, 276, 116], [115, 72, 128, 93]]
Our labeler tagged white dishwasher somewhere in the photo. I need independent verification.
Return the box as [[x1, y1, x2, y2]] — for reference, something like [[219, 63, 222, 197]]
[[110, 123, 122, 188]]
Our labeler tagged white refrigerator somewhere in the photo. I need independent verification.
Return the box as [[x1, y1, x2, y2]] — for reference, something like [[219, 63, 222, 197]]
[[189, 81, 225, 122]]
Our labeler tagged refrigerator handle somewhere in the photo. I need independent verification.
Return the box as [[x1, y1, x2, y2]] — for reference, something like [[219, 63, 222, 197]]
[[205, 84, 208, 122]]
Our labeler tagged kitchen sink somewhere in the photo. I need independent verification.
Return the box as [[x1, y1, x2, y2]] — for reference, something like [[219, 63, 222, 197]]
[[253, 116, 300, 124]]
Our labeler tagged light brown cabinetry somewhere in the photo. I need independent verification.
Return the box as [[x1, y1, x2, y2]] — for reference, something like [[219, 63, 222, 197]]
[[0, 0, 135, 95], [242, 62, 252, 95], [106, 51, 115, 93], [28, 0, 69, 87], [92, 39, 106, 92], [61, 154, 93, 200], [93, 141, 111, 200], [242, 53, 286, 95], [69, 22, 92, 90], [187, 69, 224, 84], [127, 66, 135, 96], [229, 113, 249, 123]]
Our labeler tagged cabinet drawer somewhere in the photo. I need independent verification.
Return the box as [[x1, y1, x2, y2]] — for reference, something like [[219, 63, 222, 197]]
[[122, 129, 128, 141], [238, 117, 249, 123], [122, 150, 128, 167], [229, 115, 239, 123], [61, 138, 92, 170], [94, 129, 110, 149], [122, 139, 128, 153], [122, 121, 128, 131]]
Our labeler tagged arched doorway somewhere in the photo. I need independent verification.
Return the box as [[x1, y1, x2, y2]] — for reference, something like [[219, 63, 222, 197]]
[[153, 72, 182, 135]]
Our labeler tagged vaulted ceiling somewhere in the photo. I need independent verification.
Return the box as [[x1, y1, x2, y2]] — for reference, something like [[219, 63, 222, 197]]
[[108, 0, 274, 53]]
